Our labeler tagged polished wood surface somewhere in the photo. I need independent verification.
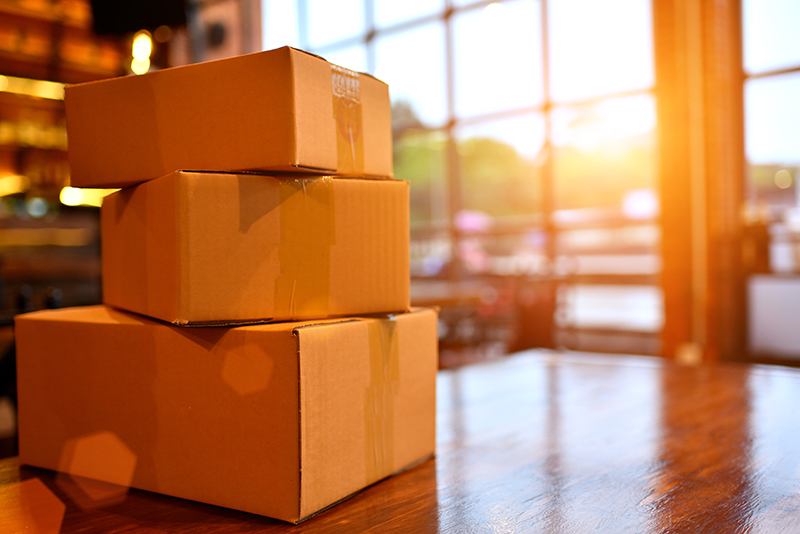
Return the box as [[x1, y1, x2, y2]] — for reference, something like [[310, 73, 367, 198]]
[[3, 350, 800, 532]]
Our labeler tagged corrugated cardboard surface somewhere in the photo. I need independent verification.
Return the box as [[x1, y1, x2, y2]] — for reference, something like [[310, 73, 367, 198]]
[[65, 46, 392, 189], [101, 171, 410, 325], [298, 311, 437, 518], [15, 305, 437, 523]]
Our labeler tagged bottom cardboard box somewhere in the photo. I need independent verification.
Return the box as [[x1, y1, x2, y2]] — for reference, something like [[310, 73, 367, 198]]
[[15, 305, 437, 523]]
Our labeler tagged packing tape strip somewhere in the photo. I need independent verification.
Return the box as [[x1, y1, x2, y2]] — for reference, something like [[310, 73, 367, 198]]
[[331, 65, 364, 174], [364, 316, 399, 484], [273, 178, 334, 320]]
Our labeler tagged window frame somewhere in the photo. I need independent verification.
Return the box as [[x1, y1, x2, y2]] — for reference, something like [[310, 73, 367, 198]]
[[263, 0, 758, 360]]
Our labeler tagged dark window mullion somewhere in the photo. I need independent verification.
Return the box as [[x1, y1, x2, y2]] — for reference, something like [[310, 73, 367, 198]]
[[745, 63, 800, 81], [541, 0, 555, 260], [444, 0, 465, 282], [365, 0, 376, 74]]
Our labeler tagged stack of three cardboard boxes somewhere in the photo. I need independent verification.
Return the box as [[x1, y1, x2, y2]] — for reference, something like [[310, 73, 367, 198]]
[[15, 48, 437, 523]]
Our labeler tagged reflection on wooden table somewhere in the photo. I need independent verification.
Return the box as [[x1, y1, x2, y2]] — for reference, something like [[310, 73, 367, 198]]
[[2, 350, 800, 533]]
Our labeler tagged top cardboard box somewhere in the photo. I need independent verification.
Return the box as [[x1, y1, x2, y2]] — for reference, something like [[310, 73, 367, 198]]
[[65, 47, 393, 189]]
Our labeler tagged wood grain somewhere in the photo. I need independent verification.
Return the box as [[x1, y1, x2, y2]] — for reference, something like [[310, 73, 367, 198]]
[[2, 350, 800, 532]]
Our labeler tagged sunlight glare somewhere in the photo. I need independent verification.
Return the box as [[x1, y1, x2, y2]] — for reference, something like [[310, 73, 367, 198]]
[[563, 95, 655, 153]]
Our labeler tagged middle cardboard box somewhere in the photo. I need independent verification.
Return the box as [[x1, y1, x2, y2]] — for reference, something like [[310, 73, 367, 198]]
[[102, 171, 410, 325]]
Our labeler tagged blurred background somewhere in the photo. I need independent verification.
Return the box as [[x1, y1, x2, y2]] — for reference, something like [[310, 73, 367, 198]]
[[0, 0, 798, 452]]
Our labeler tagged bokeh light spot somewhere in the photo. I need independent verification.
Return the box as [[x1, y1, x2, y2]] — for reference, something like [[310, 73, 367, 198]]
[[26, 197, 48, 218], [0, 478, 65, 534], [622, 188, 659, 220], [58, 431, 137, 491], [132, 31, 152, 62], [775, 169, 793, 189], [222, 347, 274, 396], [131, 58, 150, 75]]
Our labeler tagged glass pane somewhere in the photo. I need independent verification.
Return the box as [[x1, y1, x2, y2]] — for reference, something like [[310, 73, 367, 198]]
[[398, 128, 448, 278], [744, 74, 800, 273], [306, 0, 366, 49], [745, 74, 800, 171], [453, 0, 543, 118], [319, 45, 367, 73], [457, 231, 549, 277], [551, 94, 657, 211], [749, 276, 800, 355], [549, 0, 653, 102], [262, 0, 300, 50], [394, 130, 448, 227], [743, 0, 800, 74], [557, 284, 662, 331], [452, 0, 487, 8], [410, 228, 451, 278], [375, 0, 445, 29], [455, 114, 545, 218], [375, 22, 447, 127]]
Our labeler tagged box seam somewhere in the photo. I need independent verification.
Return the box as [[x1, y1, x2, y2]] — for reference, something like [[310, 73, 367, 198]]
[[294, 328, 303, 521], [288, 46, 386, 84], [287, 48, 300, 167], [176, 172, 189, 324]]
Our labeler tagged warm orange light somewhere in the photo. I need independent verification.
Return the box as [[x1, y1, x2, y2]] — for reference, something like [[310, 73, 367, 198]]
[[0, 227, 93, 247], [154, 25, 172, 43], [131, 30, 152, 75], [569, 96, 655, 153], [132, 31, 152, 62], [60, 186, 118, 207], [0, 75, 64, 100], [0, 174, 29, 196], [131, 58, 150, 75]]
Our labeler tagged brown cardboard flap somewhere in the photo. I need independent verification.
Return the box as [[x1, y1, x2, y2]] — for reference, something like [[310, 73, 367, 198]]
[[297, 309, 438, 520]]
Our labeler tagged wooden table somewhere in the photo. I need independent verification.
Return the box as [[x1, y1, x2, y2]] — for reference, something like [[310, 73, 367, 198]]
[[2, 350, 800, 533]]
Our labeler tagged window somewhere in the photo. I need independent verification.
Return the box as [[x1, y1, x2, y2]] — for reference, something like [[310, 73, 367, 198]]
[[743, 0, 800, 273], [742, 0, 800, 360], [263, 0, 659, 354]]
